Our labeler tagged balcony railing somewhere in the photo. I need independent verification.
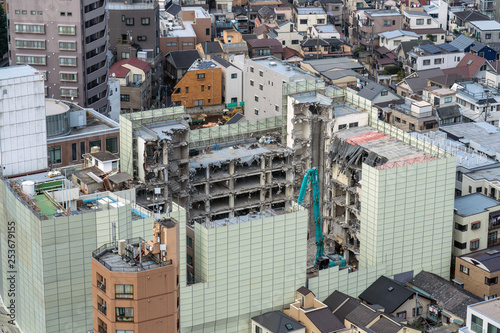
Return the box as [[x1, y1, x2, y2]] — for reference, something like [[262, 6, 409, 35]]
[[488, 237, 500, 247], [489, 221, 500, 230], [98, 304, 107, 316], [98, 326, 107, 333], [97, 281, 106, 293]]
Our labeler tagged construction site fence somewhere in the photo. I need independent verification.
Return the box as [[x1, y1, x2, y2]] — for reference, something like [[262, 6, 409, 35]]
[[368, 109, 452, 159], [189, 116, 284, 148], [120, 106, 186, 129]]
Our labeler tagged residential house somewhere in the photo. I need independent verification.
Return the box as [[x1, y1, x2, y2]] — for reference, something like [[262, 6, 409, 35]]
[[252, 312, 306, 333], [408, 271, 483, 329], [283, 47, 305, 63], [359, 276, 433, 323], [396, 68, 444, 96], [394, 39, 434, 66], [487, 43, 500, 61], [404, 43, 465, 74], [283, 287, 345, 333], [212, 55, 244, 106], [159, 6, 212, 56], [443, 53, 497, 80], [267, 21, 304, 52], [351, 9, 404, 49], [422, 86, 461, 125], [449, 34, 477, 52], [310, 24, 341, 39], [378, 30, 419, 51], [459, 298, 500, 333], [294, 6, 328, 33], [455, 245, 500, 300], [354, 80, 403, 106], [171, 59, 222, 108], [469, 20, 500, 44], [450, 10, 490, 35], [164, 49, 200, 88], [377, 97, 440, 132], [256, 6, 277, 27], [246, 38, 284, 58], [320, 0, 343, 26], [320, 69, 366, 88], [196, 41, 224, 59], [404, 10, 440, 30], [406, 27, 447, 43], [451, 81, 500, 125], [427, 72, 465, 89], [109, 57, 152, 112], [470, 42, 497, 61], [423, 0, 448, 29], [301, 57, 365, 75], [214, 29, 249, 59], [300, 38, 351, 59], [275, 6, 293, 21], [453, 193, 500, 257]]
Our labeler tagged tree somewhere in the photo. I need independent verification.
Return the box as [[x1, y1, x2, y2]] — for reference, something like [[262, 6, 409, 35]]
[[0, 6, 7, 57]]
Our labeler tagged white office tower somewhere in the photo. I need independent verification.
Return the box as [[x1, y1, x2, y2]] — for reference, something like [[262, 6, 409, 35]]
[[0, 66, 48, 177]]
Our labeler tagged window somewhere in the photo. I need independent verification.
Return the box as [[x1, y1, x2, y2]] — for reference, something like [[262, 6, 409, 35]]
[[59, 57, 77, 66], [166, 42, 177, 46], [455, 223, 467, 232], [434, 58, 442, 64], [116, 307, 134, 322], [60, 12, 66, 16], [231, 73, 237, 79], [250, 80, 254, 86], [141, 17, 150, 25], [454, 241, 467, 250], [206, 28, 210, 35], [471, 221, 481, 230], [259, 84, 263, 91], [472, 315, 483, 333], [194, 99, 203, 106], [185, 87, 189, 93], [121, 52, 130, 59], [477, 187, 483, 193], [115, 284, 133, 299], [317, 19, 325, 24], [125, 18, 134, 26], [16, 55, 46, 65], [488, 323, 500, 333], [423, 59, 430, 65], [481, 64, 487, 71], [427, 19, 431, 24], [259, 70, 263, 77], [460, 265, 469, 275], [183, 42, 193, 46], [106, 137, 118, 154], [444, 97, 452, 103], [485, 277, 498, 285], [338, 124, 347, 130], [416, 19, 424, 25], [137, 36, 147, 41], [187, 236, 193, 248], [250, 67, 254, 73], [381, 90, 388, 96], [59, 41, 76, 51], [48, 146, 62, 164], [15, 40, 45, 49], [60, 88, 77, 97], [116, 331, 134, 333], [120, 94, 130, 102], [486, 33, 492, 40], [197, 73, 205, 79], [397, 311, 407, 319], [255, 326, 263, 333], [470, 239, 480, 250], [300, 19, 308, 24], [231, 97, 237, 103], [256, 49, 271, 56], [80, 142, 86, 159], [384, 20, 391, 26], [22, 10, 27, 14], [15, 10, 20, 14], [133, 74, 142, 83], [409, 123, 415, 130], [15, 22, 44, 33], [122, 15, 125, 22], [275, 105, 279, 111], [187, 254, 193, 266], [292, 40, 299, 44], [412, 306, 423, 317], [67, 12, 72, 17], [89, 139, 102, 151], [60, 73, 77, 82], [58, 25, 76, 35], [254, 109, 259, 115]]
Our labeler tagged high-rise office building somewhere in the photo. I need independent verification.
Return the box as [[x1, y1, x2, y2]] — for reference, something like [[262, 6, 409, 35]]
[[8, 0, 109, 113]]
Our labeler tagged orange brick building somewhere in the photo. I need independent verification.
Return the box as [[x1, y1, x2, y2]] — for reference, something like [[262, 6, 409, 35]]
[[92, 218, 179, 333], [171, 59, 222, 108]]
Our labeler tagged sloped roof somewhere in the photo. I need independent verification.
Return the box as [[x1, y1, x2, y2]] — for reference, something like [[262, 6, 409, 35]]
[[165, 2, 181, 16], [200, 41, 223, 54], [321, 69, 365, 81], [428, 72, 464, 87], [345, 303, 380, 327], [297, 286, 314, 296], [359, 276, 416, 313], [460, 244, 500, 272], [301, 38, 342, 47], [398, 39, 433, 55], [379, 30, 419, 39], [470, 41, 489, 52], [323, 290, 361, 323], [453, 10, 490, 22], [449, 34, 476, 51], [436, 104, 461, 120], [442, 53, 488, 79], [252, 311, 305, 333], [110, 57, 151, 78], [254, 24, 271, 36], [358, 81, 399, 101], [282, 47, 303, 60], [409, 271, 482, 319], [211, 55, 233, 68], [305, 308, 345, 332], [258, 6, 275, 18], [400, 68, 444, 93], [166, 50, 200, 69], [247, 38, 283, 53], [369, 316, 403, 333]]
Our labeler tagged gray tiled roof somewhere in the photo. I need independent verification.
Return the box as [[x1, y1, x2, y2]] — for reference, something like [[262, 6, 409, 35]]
[[252, 311, 305, 333], [359, 276, 416, 313]]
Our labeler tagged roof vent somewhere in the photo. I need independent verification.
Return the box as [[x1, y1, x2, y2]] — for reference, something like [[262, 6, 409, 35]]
[[388, 287, 394, 291], [269, 61, 277, 66], [486, 250, 499, 255]]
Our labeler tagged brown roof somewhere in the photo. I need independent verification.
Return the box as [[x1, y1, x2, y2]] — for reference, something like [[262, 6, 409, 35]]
[[297, 286, 314, 296], [442, 53, 488, 79], [428, 72, 465, 86], [407, 28, 446, 35], [490, 60, 500, 72], [91, 151, 119, 162], [253, 24, 271, 36], [246, 38, 283, 53], [282, 46, 303, 60], [74, 166, 105, 184], [109, 57, 151, 78]]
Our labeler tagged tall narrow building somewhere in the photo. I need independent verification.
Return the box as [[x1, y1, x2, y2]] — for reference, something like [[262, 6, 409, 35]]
[[8, 0, 109, 113]]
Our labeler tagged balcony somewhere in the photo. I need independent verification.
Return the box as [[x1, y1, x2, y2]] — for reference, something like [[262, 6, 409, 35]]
[[97, 281, 106, 293], [489, 220, 500, 230], [488, 237, 500, 247], [97, 303, 107, 316], [98, 326, 107, 333]]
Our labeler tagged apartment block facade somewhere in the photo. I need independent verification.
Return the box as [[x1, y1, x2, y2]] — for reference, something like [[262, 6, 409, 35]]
[[8, 0, 109, 113]]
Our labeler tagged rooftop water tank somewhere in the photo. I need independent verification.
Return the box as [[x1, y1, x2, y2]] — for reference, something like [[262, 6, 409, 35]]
[[21, 181, 36, 196], [45, 99, 71, 138]]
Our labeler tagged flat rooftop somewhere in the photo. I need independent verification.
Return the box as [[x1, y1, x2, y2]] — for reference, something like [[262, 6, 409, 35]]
[[291, 91, 333, 105], [303, 57, 364, 71], [470, 20, 500, 30], [454, 193, 500, 216], [440, 122, 500, 158], [251, 57, 315, 81], [297, 7, 326, 14], [141, 119, 189, 141], [336, 126, 437, 168], [190, 141, 290, 171], [46, 99, 70, 116], [314, 24, 339, 33], [202, 207, 283, 229], [0, 65, 44, 81], [469, 298, 500, 321]]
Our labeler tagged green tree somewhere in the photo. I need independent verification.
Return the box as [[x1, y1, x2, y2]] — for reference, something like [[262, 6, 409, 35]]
[[0, 6, 7, 57]]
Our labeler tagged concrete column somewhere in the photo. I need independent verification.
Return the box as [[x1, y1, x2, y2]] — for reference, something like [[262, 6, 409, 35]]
[[229, 161, 235, 175]]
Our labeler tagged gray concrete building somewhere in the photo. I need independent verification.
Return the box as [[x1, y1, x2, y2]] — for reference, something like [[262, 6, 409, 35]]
[[8, 0, 109, 113]]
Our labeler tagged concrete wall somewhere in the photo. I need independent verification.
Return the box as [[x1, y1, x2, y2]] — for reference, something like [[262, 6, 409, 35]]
[[108, 78, 121, 123]]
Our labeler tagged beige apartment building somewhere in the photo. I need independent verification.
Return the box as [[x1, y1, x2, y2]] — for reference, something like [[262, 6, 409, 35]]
[[8, 0, 109, 113]]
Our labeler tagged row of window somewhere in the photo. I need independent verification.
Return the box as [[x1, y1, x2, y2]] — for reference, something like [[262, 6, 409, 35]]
[[166, 41, 194, 47], [122, 16, 151, 26], [460, 265, 499, 285], [14, 10, 43, 15], [298, 19, 325, 25], [454, 239, 480, 251], [422, 58, 443, 66], [415, 18, 433, 25], [455, 221, 481, 232], [15, 40, 76, 51], [49, 137, 118, 164]]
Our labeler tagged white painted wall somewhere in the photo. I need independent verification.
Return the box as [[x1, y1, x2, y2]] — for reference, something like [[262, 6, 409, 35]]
[[0, 65, 48, 177], [410, 51, 465, 71], [379, 34, 419, 51], [108, 77, 121, 122]]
